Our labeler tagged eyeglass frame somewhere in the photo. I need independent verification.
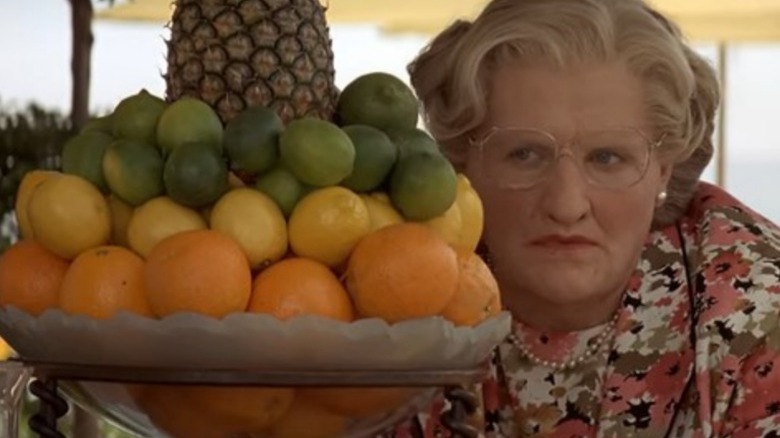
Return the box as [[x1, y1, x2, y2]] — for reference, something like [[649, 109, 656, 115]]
[[467, 125, 668, 190]]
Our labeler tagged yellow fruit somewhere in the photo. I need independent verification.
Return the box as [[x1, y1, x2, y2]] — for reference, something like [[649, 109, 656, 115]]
[[14, 170, 59, 239], [0, 337, 13, 360], [360, 193, 404, 232], [27, 174, 111, 259], [209, 188, 288, 269], [288, 187, 371, 268], [268, 398, 349, 438], [454, 174, 484, 251], [424, 201, 462, 247], [127, 197, 207, 258], [107, 195, 134, 247]]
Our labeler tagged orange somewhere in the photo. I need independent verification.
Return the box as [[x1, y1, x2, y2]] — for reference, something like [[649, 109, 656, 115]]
[[440, 249, 502, 326], [138, 385, 295, 436], [59, 246, 153, 319], [136, 385, 241, 438], [299, 386, 418, 419], [345, 223, 458, 323], [268, 397, 349, 438], [0, 240, 69, 316], [181, 386, 295, 433], [248, 257, 354, 322], [143, 229, 252, 318]]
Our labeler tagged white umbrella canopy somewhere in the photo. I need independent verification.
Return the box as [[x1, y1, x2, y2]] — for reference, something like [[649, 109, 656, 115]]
[[96, 0, 780, 41]]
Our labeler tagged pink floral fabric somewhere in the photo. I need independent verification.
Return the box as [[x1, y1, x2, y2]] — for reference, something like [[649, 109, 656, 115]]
[[386, 182, 780, 437]]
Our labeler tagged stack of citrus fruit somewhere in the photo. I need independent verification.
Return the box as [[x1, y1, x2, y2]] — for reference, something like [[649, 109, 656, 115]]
[[0, 72, 502, 437]]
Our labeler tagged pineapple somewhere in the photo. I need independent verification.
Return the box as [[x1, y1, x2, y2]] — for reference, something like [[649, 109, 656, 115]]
[[165, 0, 339, 124]]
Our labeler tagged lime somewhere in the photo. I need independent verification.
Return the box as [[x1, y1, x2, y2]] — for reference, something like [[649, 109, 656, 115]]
[[386, 127, 441, 159], [280, 117, 355, 187], [336, 72, 419, 132], [163, 141, 229, 208], [80, 114, 114, 135], [61, 131, 114, 193], [339, 125, 398, 192], [255, 165, 307, 217], [102, 139, 165, 206], [111, 89, 167, 145], [223, 106, 283, 176], [156, 97, 223, 156], [390, 152, 457, 221]]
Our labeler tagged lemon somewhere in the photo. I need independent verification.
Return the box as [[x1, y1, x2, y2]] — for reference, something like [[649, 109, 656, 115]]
[[424, 201, 462, 247], [454, 174, 485, 251], [209, 188, 288, 269], [27, 174, 111, 259], [14, 170, 60, 240], [288, 187, 371, 268], [107, 195, 134, 247], [360, 193, 404, 232], [127, 196, 207, 258]]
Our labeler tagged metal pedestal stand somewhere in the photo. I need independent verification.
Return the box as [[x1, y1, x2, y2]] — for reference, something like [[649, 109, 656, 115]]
[[19, 360, 486, 438]]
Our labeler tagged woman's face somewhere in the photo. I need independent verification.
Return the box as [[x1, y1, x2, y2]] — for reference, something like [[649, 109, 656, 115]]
[[465, 61, 671, 325]]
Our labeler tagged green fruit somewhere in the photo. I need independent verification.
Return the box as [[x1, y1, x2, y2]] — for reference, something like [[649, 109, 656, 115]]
[[336, 72, 419, 132], [223, 106, 283, 176], [156, 97, 224, 156], [102, 139, 165, 206], [111, 89, 167, 145], [255, 165, 306, 217], [390, 152, 458, 221], [80, 114, 114, 135], [280, 117, 355, 187], [339, 125, 398, 192], [386, 127, 441, 159], [62, 131, 114, 193], [163, 141, 229, 208]]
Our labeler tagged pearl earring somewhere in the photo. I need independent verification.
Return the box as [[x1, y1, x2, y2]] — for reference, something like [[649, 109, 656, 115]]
[[656, 191, 668, 206]]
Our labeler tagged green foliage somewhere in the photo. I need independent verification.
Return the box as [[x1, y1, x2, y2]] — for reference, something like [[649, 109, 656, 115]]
[[0, 100, 77, 253]]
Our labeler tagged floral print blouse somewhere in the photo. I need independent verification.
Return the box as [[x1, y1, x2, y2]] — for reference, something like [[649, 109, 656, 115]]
[[387, 182, 780, 437]]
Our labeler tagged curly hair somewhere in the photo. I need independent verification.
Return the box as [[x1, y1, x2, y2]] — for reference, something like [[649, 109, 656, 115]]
[[407, 0, 720, 227]]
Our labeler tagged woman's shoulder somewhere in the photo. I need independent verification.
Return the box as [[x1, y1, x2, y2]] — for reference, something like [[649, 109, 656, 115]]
[[679, 181, 780, 357]]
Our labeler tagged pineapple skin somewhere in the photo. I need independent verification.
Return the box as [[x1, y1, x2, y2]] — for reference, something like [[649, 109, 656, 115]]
[[165, 0, 339, 124]]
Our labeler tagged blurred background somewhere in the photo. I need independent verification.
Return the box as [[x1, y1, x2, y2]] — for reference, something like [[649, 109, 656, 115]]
[[0, 0, 778, 436]]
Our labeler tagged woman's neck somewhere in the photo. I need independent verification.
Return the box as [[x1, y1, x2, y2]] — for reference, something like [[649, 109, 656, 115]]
[[502, 287, 624, 332]]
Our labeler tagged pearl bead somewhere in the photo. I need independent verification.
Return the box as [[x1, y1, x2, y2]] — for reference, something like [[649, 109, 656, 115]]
[[509, 312, 619, 372]]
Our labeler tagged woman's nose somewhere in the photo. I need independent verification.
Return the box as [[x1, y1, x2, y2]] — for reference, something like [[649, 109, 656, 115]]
[[538, 156, 591, 226]]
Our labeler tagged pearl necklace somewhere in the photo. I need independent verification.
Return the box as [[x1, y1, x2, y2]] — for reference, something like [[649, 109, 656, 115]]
[[508, 312, 619, 372]]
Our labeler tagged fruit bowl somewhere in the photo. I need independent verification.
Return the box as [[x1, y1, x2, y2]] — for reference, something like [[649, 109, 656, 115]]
[[1, 307, 510, 437]]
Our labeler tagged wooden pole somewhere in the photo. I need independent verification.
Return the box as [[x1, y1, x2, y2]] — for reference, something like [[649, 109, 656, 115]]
[[716, 42, 728, 187]]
